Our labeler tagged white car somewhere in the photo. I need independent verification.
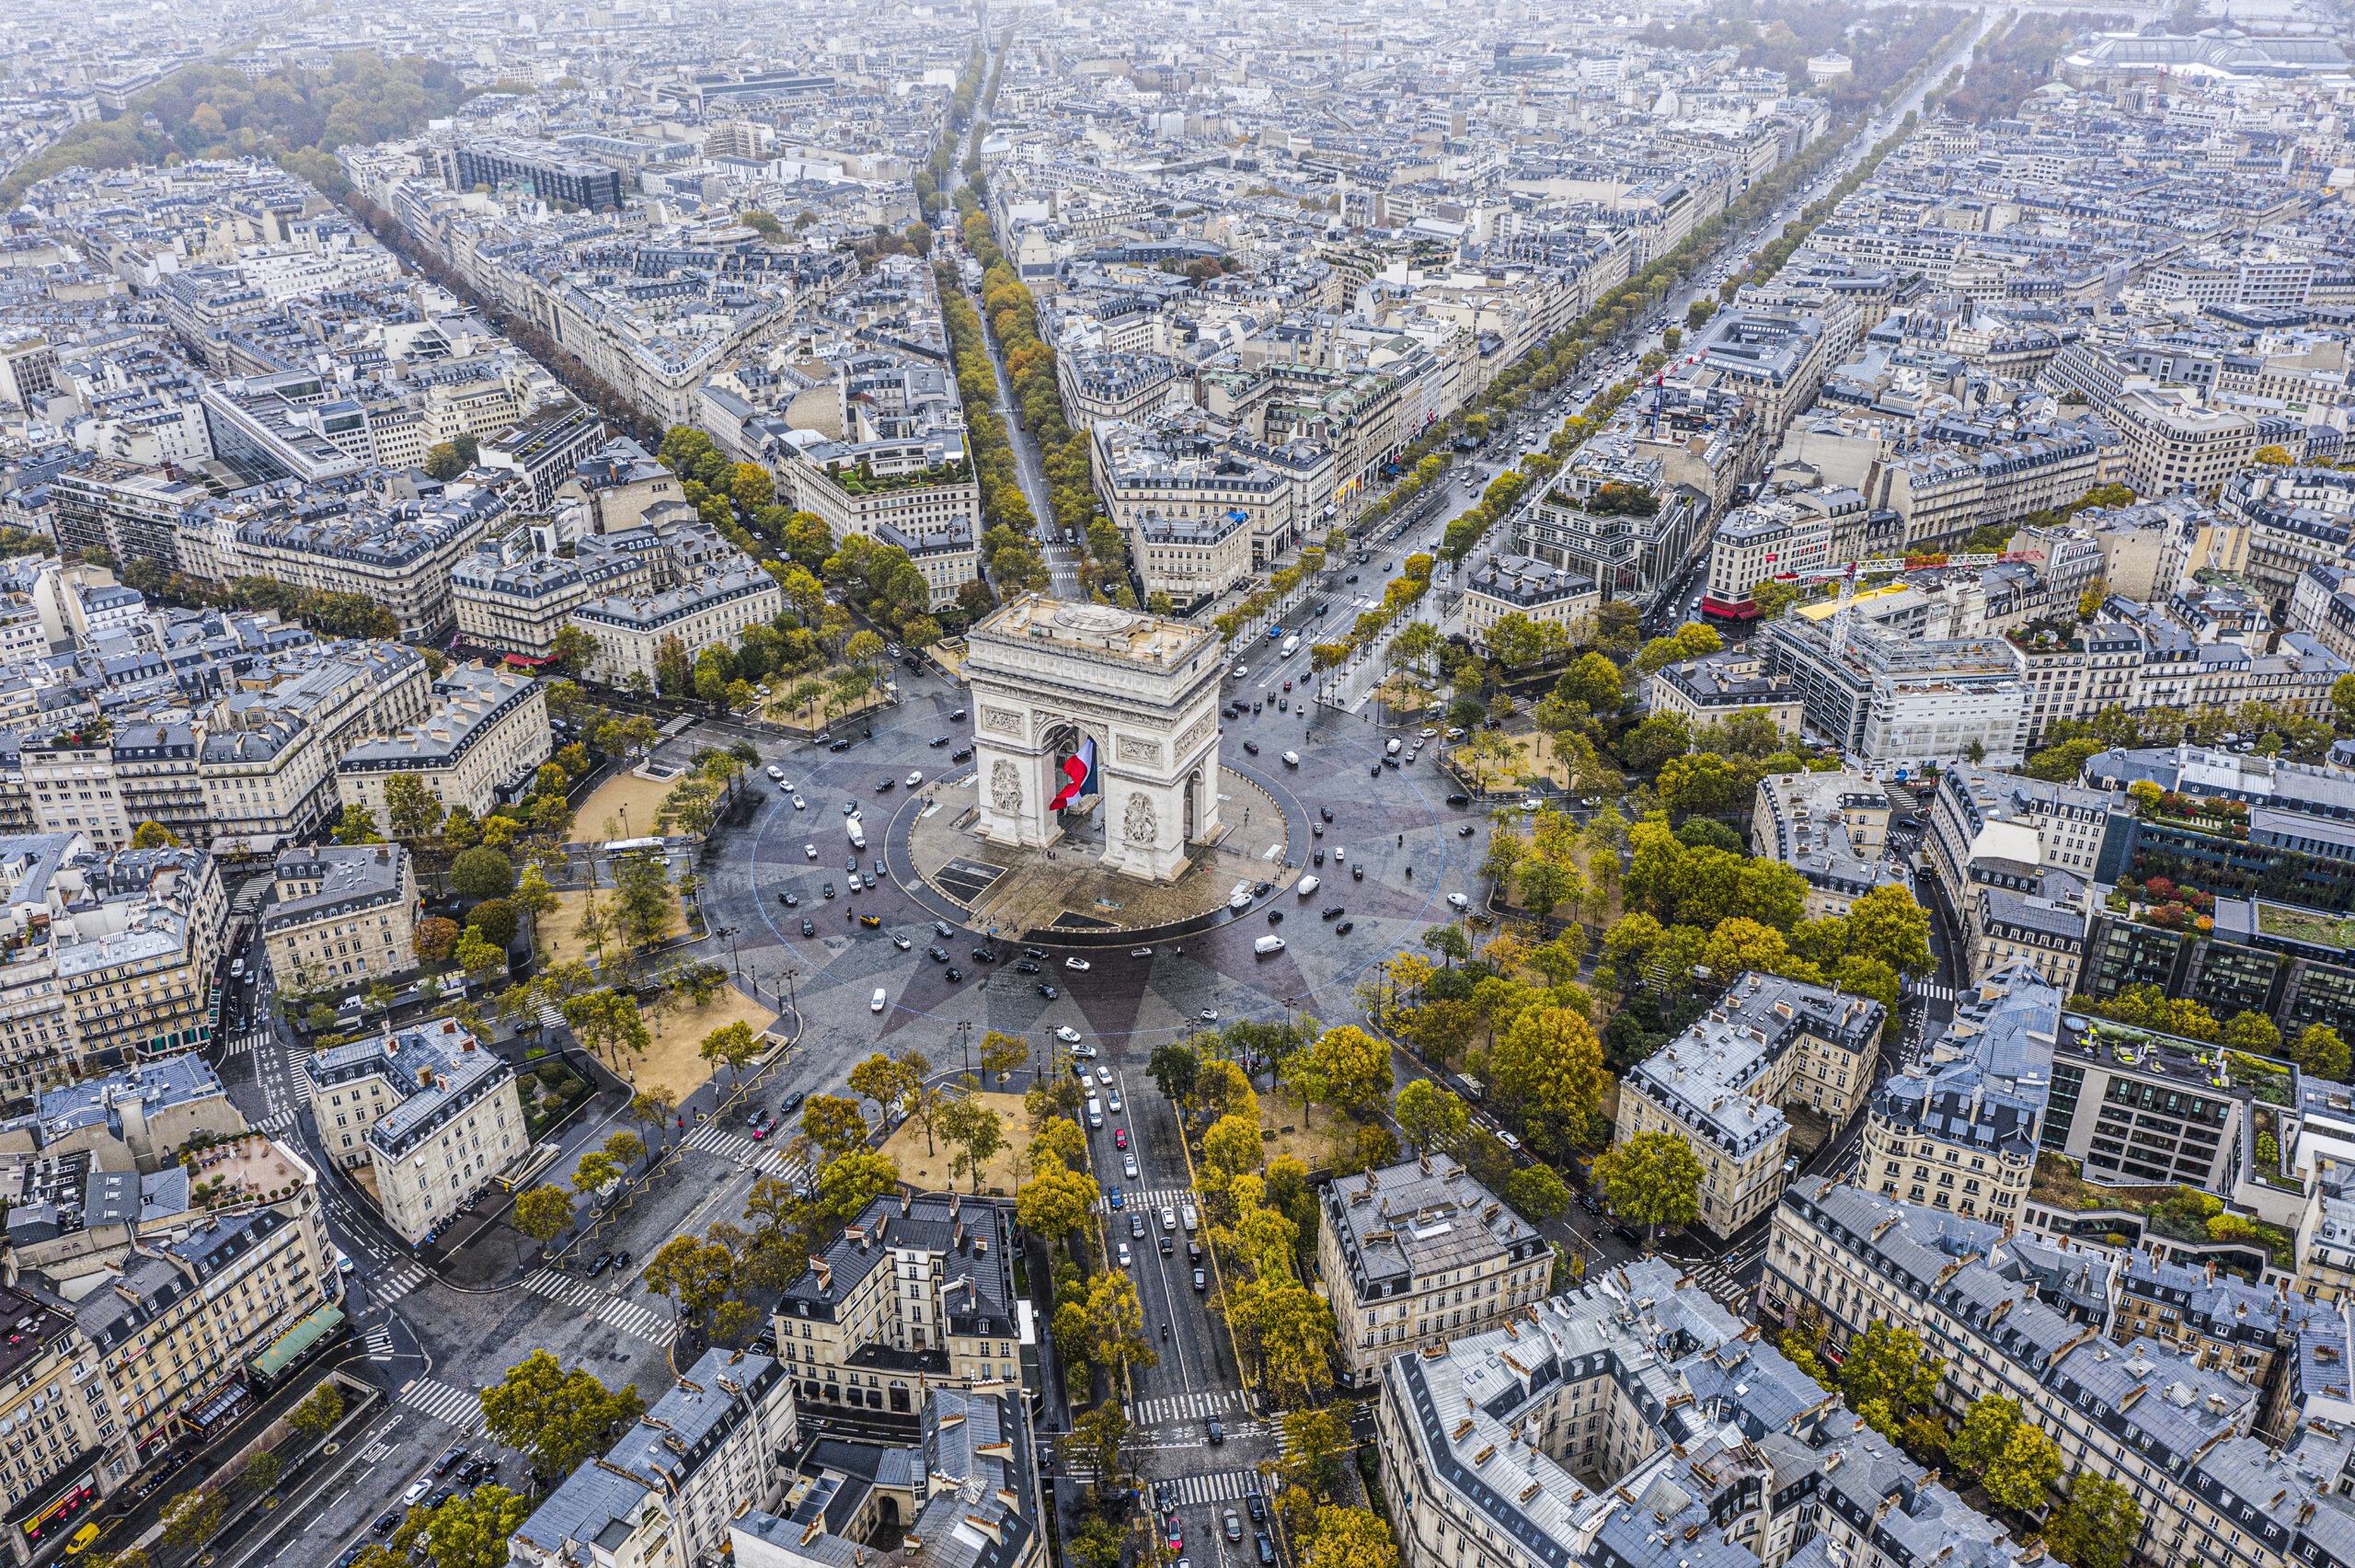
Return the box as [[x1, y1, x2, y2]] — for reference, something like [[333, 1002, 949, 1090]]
[[1064, 956, 1090, 971], [1231, 664, 1248, 680], [1096, 1066, 1114, 1085], [804, 843, 818, 860], [1123, 1154, 1140, 1180], [1054, 1025, 1083, 1044], [1108, 1091, 1123, 1114], [870, 988, 888, 1013], [1069, 1043, 1098, 1059], [1419, 727, 1437, 738], [765, 765, 784, 781], [1162, 1207, 1177, 1231], [792, 794, 806, 809], [1446, 892, 1470, 910], [1118, 1242, 1132, 1267], [906, 771, 923, 786]]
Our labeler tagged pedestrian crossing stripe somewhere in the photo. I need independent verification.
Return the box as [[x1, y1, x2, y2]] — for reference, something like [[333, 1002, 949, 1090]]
[[374, 1265, 428, 1302], [1113, 1469, 1269, 1506], [363, 1327, 396, 1361], [1124, 1390, 1237, 1425], [1099, 1186, 1193, 1216], [523, 1268, 598, 1307], [253, 1110, 296, 1134], [685, 1125, 811, 1185], [597, 1296, 680, 1345], [399, 1378, 485, 1431]]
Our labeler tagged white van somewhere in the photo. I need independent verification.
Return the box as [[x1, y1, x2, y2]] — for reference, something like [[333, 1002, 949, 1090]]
[[1254, 934, 1287, 956], [1385, 738, 1402, 756], [1281, 750, 1300, 767], [1086, 1095, 1104, 1128], [1298, 875, 1320, 898], [870, 988, 888, 1013]]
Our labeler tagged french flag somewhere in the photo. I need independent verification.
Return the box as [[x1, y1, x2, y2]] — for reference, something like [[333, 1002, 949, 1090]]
[[1051, 737, 1098, 811]]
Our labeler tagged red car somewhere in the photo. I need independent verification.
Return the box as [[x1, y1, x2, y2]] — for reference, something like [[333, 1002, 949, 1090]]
[[1114, 1127, 1129, 1150], [1167, 1521, 1184, 1552]]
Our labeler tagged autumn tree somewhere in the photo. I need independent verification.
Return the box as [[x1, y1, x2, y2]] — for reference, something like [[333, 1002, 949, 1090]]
[[1591, 1131, 1702, 1233], [797, 1094, 870, 1162], [2046, 1472, 2142, 1568], [511, 1184, 574, 1247], [479, 1351, 647, 1480]]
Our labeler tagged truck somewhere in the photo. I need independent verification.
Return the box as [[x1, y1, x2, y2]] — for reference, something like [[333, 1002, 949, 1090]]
[[1253, 935, 1287, 956], [1280, 635, 1300, 658], [1228, 880, 1254, 911], [846, 815, 867, 853]]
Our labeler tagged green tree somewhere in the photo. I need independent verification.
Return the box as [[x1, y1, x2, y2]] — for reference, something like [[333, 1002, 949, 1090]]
[[1283, 1024, 1391, 1127], [940, 1094, 1008, 1192], [1982, 1423, 2064, 1513], [1844, 884, 1934, 978], [332, 803, 385, 844], [479, 1350, 647, 1480], [1070, 1401, 1130, 1496], [1946, 1394, 2023, 1482], [1301, 1508, 1400, 1568], [1015, 1162, 1098, 1239], [2221, 1010, 2282, 1055], [130, 821, 179, 849], [639, 1232, 738, 1325], [2046, 1472, 2142, 1568], [419, 1484, 532, 1568], [511, 1184, 574, 1246], [1504, 1164, 1573, 1220], [2293, 1024, 2351, 1082], [1591, 1131, 1702, 1232], [383, 772, 446, 841], [286, 1379, 345, 1437], [798, 1094, 870, 1161], [1837, 1321, 1946, 1436], [1489, 1005, 1609, 1160], [1395, 1078, 1471, 1153], [698, 1019, 761, 1082], [159, 1489, 225, 1550], [449, 846, 515, 901]]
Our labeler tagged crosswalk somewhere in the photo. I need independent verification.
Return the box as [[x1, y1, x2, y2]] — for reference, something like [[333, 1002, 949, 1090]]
[[520, 1269, 679, 1345], [1157, 1469, 1269, 1506], [217, 1030, 274, 1059], [685, 1124, 811, 1186], [1101, 1185, 1193, 1217], [1682, 1263, 1751, 1310], [1905, 981, 1956, 1002], [1126, 1390, 1239, 1425], [288, 1056, 313, 1098], [363, 1326, 395, 1360], [372, 1263, 428, 1302], [400, 1378, 486, 1433], [252, 1109, 296, 1134]]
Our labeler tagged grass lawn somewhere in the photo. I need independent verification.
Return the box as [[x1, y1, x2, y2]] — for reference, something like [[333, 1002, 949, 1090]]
[[577, 771, 683, 844], [882, 1090, 1030, 1196]]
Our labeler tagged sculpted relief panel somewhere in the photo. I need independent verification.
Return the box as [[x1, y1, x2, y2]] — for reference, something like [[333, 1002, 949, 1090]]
[[990, 760, 1023, 816]]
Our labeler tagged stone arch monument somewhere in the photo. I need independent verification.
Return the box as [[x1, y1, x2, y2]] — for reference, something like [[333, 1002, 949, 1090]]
[[963, 595, 1224, 882]]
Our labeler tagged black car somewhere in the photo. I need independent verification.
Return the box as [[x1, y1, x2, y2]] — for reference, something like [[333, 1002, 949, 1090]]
[[929, 736, 950, 748], [1024, 946, 1048, 959], [1321, 905, 1344, 920], [1447, 792, 1472, 807], [1038, 983, 1059, 999], [1578, 1193, 1604, 1216], [1370, 764, 1382, 777], [800, 917, 816, 937], [1459, 823, 1477, 837], [588, 1251, 615, 1276], [821, 882, 835, 898], [434, 1445, 469, 1477], [1613, 1224, 1648, 1248], [1254, 881, 1271, 896], [947, 967, 963, 981], [1247, 1494, 1266, 1524], [951, 747, 973, 763], [829, 738, 852, 752], [373, 1512, 405, 1536], [950, 708, 968, 720], [1346, 574, 1360, 583], [1256, 1533, 1277, 1564], [1243, 741, 1259, 754], [1267, 910, 1283, 924], [1016, 960, 1040, 974], [876, 778, 895, 793], [1159, 1234, 1175, 1255], [971, 945, 998, 962], [933, 920, 954, 938], [1313, 849, 1325, 865], [1319, 807, 1334, 822], [927, 945, 949, 963], [777, 890, 798, 906]]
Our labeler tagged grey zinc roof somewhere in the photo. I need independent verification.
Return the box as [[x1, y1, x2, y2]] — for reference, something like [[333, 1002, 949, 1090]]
[[1323, 1154, 1535, 1301]]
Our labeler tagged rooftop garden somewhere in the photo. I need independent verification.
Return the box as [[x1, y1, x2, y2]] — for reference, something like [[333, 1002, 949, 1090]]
[[2257, 902, 2355, 949], [1583, 482, 1660, 516], [2006, 617, 2082, 654], [2140, 789, 2250, 841], [2031, 1152, 2294, 1267], [822, 456, 973, 496], [2115, 876, 2217, 933]]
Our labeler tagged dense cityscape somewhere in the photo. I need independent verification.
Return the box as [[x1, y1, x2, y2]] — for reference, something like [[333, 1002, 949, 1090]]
[[5, 4, 2355, 1568]]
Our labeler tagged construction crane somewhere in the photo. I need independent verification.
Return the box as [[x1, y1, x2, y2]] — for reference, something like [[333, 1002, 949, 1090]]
[[1775, 549, 2046, 658]]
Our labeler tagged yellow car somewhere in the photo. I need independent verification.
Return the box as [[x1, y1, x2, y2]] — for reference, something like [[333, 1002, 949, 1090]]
[[858, 913, 880, 929], [64, 1523, 99, 1556]]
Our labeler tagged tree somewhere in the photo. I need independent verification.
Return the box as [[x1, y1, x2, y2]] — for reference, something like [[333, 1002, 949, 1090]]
[[333, 803, 385, 844], [415, 913, 460, 962], [1504, 1164, 1573, 1220], [1086, 1267, 1158, 1372], [847, 1051, 917, 1125], [512, 1184, 574, 1246], [1285, 1024, 1390, 1126], [159, 1489, 225, 1550], [130, 821, 178, 849], [2046, 1472, 2142, 1568], [2221, 1010, 2282, 1055], [1947, 1394, 2023, 1482], [1202, 1113, 1265, 1188], [1838, 1321, 1945, 1436], [698, 1019, 761, 1082], [1591, 1131, 1702, 1232], [479, 1350, 647, 1480], [1396, 1078, 1470, 1153], [941, 1094, 1007, 1192], [1149, 1042, 1200, 1104], [1844, 884, 1934, 978], [1489, 1006, 1608, 1159], [449, 847, 515, 902], [570, 1151, 620, 1196], [978, 1029, 1028, 1081], [1070, 1401, 1130, 1495], [562, 988, 649, 1064], [1558, 651, 1626, 713], [1301, 1508, 1400, 1568], [1015, 1162, 1098, 1239], [798, 1094, 871, 1161], [631, 1086, 680, 1147], [418, 1484, 532, 1568], [468, 898, 518, 951], [813, 1150, 899, 1221], [384, 772, 446, 841], [286, 1379, 345, 1437], [611, 852, 676, 948], [2334, 671, 2355, 732], [454, 927, 507, 983], [2293, 1024, 2351, 1082], [1982, 1422, 2064, 1513], [639, 1232, 738, 1324]]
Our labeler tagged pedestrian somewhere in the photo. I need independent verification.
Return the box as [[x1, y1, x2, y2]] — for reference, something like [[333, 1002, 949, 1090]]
[[1397, 833, 1403, 846]]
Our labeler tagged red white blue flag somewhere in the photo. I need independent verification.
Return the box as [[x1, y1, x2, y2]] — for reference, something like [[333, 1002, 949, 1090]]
[[1051, 737, 1097, 810]]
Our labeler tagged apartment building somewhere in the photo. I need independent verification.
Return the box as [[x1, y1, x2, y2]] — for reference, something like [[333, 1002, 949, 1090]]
[[0, 1280, 116, 1562], [1614, 972, 1886, 1238], [208, 483, 504, 643], [1129, 507, 1255, 608], [335, 664, 549, 828], [768, 434, 981, 611], [1459, 556, 1599, 654], [305, 1019, 525, 1243], [2077, 893, 2355, 1046], [260, 843, 417, 990], [1646, 647, 1804, 738], [1925, 764, 2131, 911], [567, 549, 783, 688], [1315, 1154, 1553, 1390], [450, 529, 661, 659], [1762, 613, 2032, 772], [772, 1191, 1025, 1415], [1764, 1180, 2355, 1568], [2111, 1250, 2342, 1438], [1094, 418, 1300, 578], [1856, 960, 2059, 1226], [1747, 769, 1904, 919], [4, 1055, 246, 1174], [511, 1349, 795, 1568]]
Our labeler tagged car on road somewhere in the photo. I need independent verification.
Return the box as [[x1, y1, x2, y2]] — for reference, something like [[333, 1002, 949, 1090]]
[[1130, 1213, 1145, 1239], [791, 794, 806, 809], [776, 890, 798, 907], [1335, 921, 1353, 934], [871, 988, 888, 1013], [947, 966, 963, 981], [1159, 1234, 1175, 1256], [1167, 1520, 1184, 1551], [843, 802, 857, 815], [1114, 1127, 1128, 1150], [876, 778, 894, 793], [588, 1251, 615, 1276], [1321, 905, 1344, 920], [373, 1511, 405, 1536], [1016, 960, 1040, 974], [972, 945, 998, 962], [783, 1091, 806, 1113], [1064, 956, 1090, 971], [1109, 1187, 1123, 1208], [1256, 1531, 1276, 1563], [1038, 983, 1059, 999], [1162, 1206, 1177, 1231], [950, 708, 968, 720], [929, 736, 950, 748], [821, 882, 834, 899], [891, 933, 912, 951], [951, 747, 973, 763], [926, 945, 948, 962], [1247, 1494, 1266, 1524], [1069, 1042, 1097, 1060], [906, 771, 923, 786], [1459, 822, 1477, 836], [1123, 1154, 1140, 1179], [1225, 1510, 1244, 1543], [1109, 1091, 1123, 1113], [804, 843, 818, 859], [1319, 807, 1334, 822], [1095, 1065, 1113, 1084], [801, 917, 816, 936], [1119, 1241, 1132, 1267], [1131, 946, 1153, 957], [1208, 1418, 1224, 1445], [1242, 740, 1259, 754], [1193, 1266, 1208, 1291], [1200, 1008, 1219, 1022], [1446, 892, 1469, 910], [1054, 1024, 1082, 1043], [403, 1478, 434, 1506], [860, 911, 880, 927]]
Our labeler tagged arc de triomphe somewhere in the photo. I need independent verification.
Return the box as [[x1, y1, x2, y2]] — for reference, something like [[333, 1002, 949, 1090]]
[[961, 595, 1225, 882]]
